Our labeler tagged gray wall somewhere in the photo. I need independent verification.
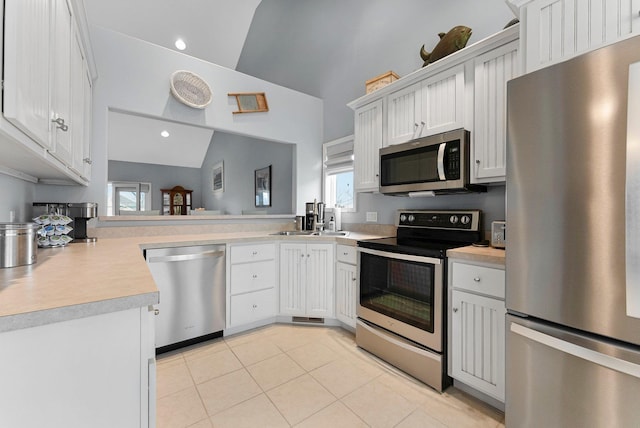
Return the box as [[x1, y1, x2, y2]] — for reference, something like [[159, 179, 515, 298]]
[[108, 161, 202, 211], [0, 174, 36, 222], [201, 132, 294, 214], [237, 0, 514, 229]]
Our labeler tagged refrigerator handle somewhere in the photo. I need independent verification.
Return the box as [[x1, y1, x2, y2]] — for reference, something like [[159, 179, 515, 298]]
[[626, 61, 640, 319], [510, 322, 640, 379]]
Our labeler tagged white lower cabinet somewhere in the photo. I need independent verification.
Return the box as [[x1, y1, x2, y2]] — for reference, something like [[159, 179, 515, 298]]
[[335, 244, 358, 328], [449, 259, 506, 403], [280, 242, 335, 318], [227, 242, 277, 329], [0, 307, 156, 428]]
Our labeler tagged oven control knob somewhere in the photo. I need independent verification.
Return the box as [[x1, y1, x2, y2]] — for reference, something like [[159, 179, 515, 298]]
[[461, 215, 471, 225], [408, 215, 415, 222], [400, 214, 407, 222], [450, 215, 458, 224]]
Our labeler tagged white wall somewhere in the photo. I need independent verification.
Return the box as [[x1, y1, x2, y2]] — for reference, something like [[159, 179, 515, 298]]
[[36, 26, 323, 216]]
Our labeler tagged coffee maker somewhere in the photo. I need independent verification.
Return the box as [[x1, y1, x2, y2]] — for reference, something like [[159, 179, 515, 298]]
[[304, 201, 325, 231], [68, 203, 98, 242], [305, 202, 315, 231]]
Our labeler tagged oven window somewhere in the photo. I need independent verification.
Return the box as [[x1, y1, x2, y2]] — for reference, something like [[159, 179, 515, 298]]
[[359, 252, 435, 332]]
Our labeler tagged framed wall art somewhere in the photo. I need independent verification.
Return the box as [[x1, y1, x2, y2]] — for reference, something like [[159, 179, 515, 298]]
[[212, 161, 224, 193], [255, 165, 271, 207]]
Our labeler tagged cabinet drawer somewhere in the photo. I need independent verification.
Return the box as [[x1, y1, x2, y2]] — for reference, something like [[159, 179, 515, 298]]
[[230, 260, 276, 295], [230, 243, 276, 264], [229, 288, 277, 327], [337, 244, 357, 265], [451, 262, 505, 299]]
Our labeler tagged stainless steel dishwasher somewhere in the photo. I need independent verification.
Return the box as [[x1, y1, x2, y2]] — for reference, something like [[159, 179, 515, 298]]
[[145, 244, 225, 353]]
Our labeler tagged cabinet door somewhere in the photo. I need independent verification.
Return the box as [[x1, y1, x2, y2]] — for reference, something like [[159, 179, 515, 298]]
[[81, 63, 93, 180], [524, 0, 640, 73], [3, 0, 52, 149], [419, 64, 465, 137], [335, 262, 357, 327], [387, 83, 421, 146], [472, 40, 519, 183], [451, 290, 506, 401], [354, 99, 383, 192], [70, 25, 86, 175], [49, 0, 73, 165], [306, 243, 335, 318], [279, 243, 307, 316]]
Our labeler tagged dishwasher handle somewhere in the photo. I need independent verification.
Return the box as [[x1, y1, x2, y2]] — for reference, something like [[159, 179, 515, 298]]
[[147, 249, 225, 263]]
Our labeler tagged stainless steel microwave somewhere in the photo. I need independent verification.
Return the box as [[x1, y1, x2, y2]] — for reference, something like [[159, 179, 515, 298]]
[[379, 129, 486, 195]]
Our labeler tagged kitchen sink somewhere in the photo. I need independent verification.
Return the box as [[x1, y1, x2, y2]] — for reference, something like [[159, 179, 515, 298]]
[[270, 230, 315, 236], [269, 230, 349, 237], [311, 231, 349, 236]]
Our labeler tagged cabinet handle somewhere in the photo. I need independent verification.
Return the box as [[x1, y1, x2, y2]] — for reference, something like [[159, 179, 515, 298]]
[[154, 309, 160, 315], [453, 307, 458, 313], [475, 159, 481, 164], [474, 277, 481, 282], [51, 117, 68, 132], [83, 157, 92, 165], [300, 254, 305, 258], [352, 277, 357, 281], [307, 254, 310, 257], [252, 251, 258, 255], [252, 274, 258, 279], [252, 304, 258, 308]]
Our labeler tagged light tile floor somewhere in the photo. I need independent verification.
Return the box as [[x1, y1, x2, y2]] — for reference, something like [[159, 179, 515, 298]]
[[156, 324, 505, 428]]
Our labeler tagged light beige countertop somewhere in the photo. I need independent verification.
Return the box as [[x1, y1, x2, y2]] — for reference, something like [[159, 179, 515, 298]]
[[447, 245, 506, 266], [0, 230, 388, 333]]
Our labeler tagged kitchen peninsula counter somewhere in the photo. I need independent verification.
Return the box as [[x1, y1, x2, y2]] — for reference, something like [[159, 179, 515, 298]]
[[0, 230, 386, 333]]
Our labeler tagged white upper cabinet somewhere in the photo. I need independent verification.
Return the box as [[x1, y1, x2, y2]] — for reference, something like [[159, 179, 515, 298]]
[[509, 0, 640, 73], [353, 99, 383, 192], [387, 65, 465, 146], [349, 25, 519, 188], [472, 40, 520, 183], [3, 0, 52, 149], [1, 0, 94, 184], [50, 0, 73, 166], [419, 64, 466, 138]]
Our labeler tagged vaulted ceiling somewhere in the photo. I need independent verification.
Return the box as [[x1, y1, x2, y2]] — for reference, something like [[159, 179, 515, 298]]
[[82, 0, 263, 168]]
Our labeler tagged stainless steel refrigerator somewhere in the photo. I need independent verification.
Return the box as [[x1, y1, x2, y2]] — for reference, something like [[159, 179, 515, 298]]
[[506, 35, 640, 427]]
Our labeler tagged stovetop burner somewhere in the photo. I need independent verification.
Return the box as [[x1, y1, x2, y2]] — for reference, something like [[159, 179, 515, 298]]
[[358, 210, 482, 258]]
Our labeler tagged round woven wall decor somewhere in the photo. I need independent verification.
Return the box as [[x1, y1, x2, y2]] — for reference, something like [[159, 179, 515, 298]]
[[169, 70, 212, 109]]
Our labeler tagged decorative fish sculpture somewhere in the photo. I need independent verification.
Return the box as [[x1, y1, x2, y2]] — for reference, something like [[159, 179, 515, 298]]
[[420, 26, 472, 67]]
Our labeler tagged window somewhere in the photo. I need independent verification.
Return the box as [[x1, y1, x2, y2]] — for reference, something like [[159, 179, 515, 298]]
[[323, 135, 355, 211], [107, 181, 152, 215]]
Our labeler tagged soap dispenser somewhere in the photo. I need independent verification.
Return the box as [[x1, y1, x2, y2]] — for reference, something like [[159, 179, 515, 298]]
[[328, 216, 336, 232]]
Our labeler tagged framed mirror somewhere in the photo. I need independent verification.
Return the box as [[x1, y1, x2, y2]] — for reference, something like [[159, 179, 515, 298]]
[[229, 92, 269, 114]]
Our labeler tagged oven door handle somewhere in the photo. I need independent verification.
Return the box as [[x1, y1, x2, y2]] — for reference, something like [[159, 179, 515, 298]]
[[357, 247, 442, 265]]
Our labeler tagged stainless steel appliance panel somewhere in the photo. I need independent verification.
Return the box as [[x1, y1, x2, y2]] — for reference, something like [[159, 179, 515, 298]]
[[146, 244, 226, 348], [506, 315, 640, 427], [357, 247, 444, 351], [506, 35, 640, 346]]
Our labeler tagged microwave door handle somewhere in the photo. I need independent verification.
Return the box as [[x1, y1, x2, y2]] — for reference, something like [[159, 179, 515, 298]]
[[437, 143, 446, 180]]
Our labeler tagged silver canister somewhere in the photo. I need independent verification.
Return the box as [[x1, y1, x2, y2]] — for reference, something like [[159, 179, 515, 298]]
[[0, 223, 39, 268]]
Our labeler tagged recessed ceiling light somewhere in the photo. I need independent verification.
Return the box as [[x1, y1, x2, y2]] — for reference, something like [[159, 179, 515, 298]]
[[160, 130, 170, 138], [175, 38, 186, 51]]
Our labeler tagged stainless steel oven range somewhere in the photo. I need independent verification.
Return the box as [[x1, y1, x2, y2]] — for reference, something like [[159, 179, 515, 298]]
[[356, 210, 482, 391]]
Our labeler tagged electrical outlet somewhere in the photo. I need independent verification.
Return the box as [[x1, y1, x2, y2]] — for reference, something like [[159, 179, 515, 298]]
[[366, 211, 378, 222]]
